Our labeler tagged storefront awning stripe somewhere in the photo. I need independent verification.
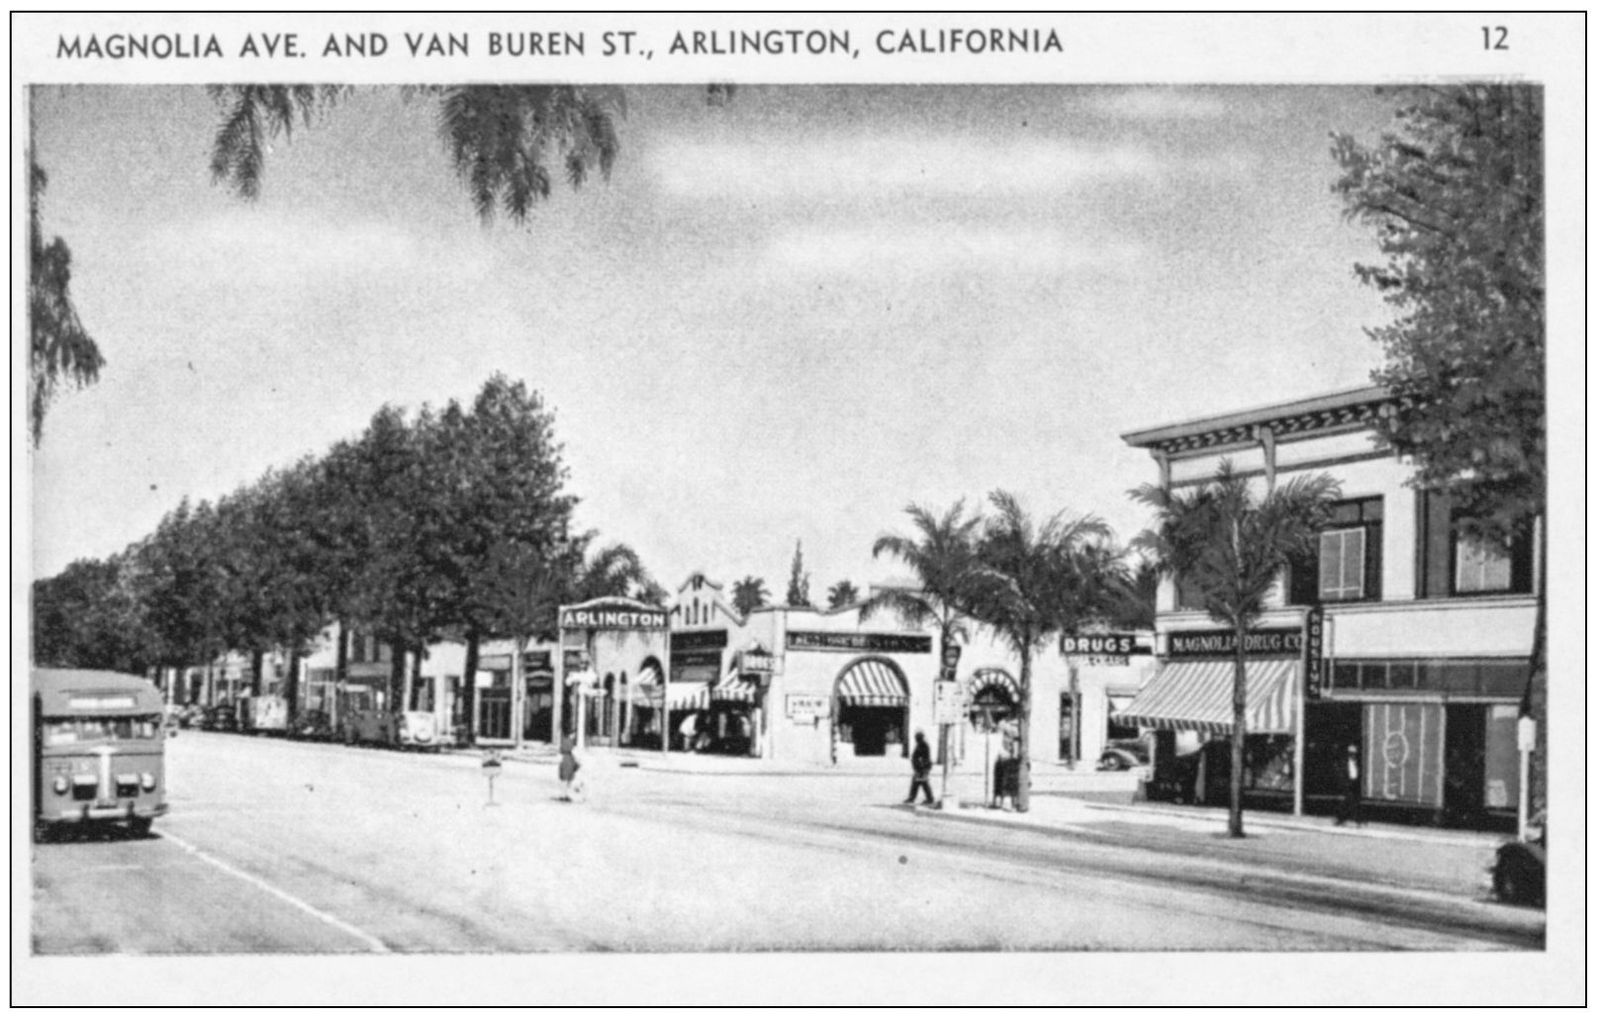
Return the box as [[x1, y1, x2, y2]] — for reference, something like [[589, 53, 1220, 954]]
[[1111, 658, 1297, 735], [837, 659, 908, 707], [965, 667, 1019, 703], [665, 681, 709, 710], [636, 661, 664, 687]]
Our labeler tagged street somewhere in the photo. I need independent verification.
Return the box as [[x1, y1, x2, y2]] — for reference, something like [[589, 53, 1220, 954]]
[[29, 731, 1542, 957]]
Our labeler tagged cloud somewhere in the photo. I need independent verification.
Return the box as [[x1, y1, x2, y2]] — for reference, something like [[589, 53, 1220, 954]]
[[1084, 88, 1234, 121], [649, 136, 1164, 202], [766, 224, 1146, 276]]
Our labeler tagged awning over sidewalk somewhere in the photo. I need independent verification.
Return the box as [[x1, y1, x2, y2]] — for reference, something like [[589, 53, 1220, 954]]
[[635, 660, 664, 686], [965, 667, 1019, 706], [628, 679, 709, 710], [836, 659, 908, 707], [1111, 658, 1296, 736], [711, 664, 759, 704]]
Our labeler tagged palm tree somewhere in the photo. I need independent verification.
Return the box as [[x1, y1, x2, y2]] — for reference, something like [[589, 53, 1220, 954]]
[[826, 579, 861, 610], [1105, 555, 1160, 631], [967, 492, 1121, 813], [730, 576, 770, 620], [860, 501, 982, 661], [1132, 461, 1339, 838], [29, 158, 104, 445], [207, 85, 623, 225]]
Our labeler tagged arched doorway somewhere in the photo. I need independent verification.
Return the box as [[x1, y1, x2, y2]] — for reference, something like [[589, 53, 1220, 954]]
[[966, 668, 1021, 732], [832, 657, 910, 759], [625, 656, 665, 747]]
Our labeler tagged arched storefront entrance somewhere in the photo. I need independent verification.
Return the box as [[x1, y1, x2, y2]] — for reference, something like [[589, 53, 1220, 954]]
[[832, 657, 910, 760], [965, 668, 1021, 732]]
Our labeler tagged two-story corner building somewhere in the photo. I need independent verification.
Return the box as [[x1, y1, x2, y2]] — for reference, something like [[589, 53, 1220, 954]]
[[1119, 386, 1539, 829]]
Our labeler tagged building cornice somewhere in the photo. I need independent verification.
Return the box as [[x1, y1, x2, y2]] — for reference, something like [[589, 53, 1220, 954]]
[[1122, 385, 1399, 455]]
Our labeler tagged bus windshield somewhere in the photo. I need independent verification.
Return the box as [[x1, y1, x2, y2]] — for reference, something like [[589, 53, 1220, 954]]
[[42, 715, 162, 746]]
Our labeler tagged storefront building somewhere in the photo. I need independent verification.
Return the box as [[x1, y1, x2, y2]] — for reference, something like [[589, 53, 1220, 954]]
[[1058, 630, 1159, 768], [1120, 386, 1539, 827], [664, 574, 1151, 770]]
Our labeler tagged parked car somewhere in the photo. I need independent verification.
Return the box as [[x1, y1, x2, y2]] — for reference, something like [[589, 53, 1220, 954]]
[[1097, 738, 1152, 772], [336, 686, 441, 751], [1491, 836, 1545, 907], [204, 704, 238, 733], [179, 704, 207, 729], [291, 709, 334, 741]]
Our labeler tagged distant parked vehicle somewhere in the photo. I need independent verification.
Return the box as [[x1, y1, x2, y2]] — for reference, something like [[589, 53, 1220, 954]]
[[1491, 836, 1546, 907], [203, 704, 238, 733], [237, 694, 288, 735], [291, 708, 334, 741], [179, 704, 207, 729], [337, 686, 441, 751], [1097, 738, 1151, 772]]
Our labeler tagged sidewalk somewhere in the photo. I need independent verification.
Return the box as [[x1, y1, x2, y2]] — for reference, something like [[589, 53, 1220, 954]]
[[451, 742, 1503, 849], [925, 790, 1507, 848]]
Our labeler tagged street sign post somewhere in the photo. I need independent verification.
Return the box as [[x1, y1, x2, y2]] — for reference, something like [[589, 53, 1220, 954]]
[[936, 640, 964, 809], [482, 750, 502, 807]]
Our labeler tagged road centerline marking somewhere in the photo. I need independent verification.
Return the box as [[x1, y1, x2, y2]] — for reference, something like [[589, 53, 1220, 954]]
[[158, 829, 389, 953]]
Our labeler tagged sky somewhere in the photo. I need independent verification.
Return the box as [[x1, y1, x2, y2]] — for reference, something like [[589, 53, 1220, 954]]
[[28, 83, 1402, 593]]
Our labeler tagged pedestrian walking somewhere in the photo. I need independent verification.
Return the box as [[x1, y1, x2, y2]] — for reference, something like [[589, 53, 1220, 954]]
[[1334, 743, 1362, 826], [558, 735, 584, 802], [904, 730, 936, 806]]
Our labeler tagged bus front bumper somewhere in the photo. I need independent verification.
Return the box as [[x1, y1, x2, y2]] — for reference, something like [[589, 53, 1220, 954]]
[[42, 801, 169, 824]]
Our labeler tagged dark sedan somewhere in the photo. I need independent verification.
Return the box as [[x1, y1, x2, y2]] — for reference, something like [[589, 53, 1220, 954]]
[[1097, 738, 1152, 771]]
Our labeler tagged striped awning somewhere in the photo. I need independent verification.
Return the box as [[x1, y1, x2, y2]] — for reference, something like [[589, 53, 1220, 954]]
[[629, 679, 708, 710], [712, 666, 759, 703], [665, 681, 709, 710], [1111, 658, 1297, 736], [836, 659, 908, 707], [635, 660, 664, 686], [965, 667, 1019, 706]]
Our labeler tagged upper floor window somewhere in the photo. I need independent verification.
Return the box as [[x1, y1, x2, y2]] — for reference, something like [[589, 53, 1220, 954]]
[[1453, 533, 1518, 594], [1290, 496, 1383, 605], [1417, 489, 1534, 598]]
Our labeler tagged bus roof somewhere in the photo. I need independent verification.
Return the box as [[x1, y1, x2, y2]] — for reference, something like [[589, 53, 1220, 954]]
[[31, 668, 164, 716]]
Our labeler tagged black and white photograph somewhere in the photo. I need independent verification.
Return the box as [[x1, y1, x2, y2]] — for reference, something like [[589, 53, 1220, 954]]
[[14, 12, 1583, 1006]]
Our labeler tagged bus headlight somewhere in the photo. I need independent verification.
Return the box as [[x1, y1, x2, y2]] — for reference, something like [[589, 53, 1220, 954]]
[[52, 776, 69, 795], [140, 773, 157, 791]]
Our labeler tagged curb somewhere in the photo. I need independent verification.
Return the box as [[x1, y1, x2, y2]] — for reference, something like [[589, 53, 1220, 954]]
[[1073, 800, 1505, 846]]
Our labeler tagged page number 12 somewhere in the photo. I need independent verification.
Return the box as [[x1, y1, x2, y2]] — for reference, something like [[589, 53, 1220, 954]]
[[1481, 26, 1509, 50]]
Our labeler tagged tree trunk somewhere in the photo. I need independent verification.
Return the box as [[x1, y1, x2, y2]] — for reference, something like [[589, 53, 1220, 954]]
[[334, 619, 350, 686], [388, 639, 407, 714], [332, 620, 349, 731], [1016, 639, 1033, 813], [1229, 619, 1248, 838], [1524, 524, 1547, 833], [463, 628, 480, 745], [250, 648, 265, 697], [511, 636, 526, 751], [284, 646, 302, 726]]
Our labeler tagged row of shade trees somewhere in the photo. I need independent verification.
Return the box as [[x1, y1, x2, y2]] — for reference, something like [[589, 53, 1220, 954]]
[[865, 472, 1338, 832], [32, 374, 663, 729]]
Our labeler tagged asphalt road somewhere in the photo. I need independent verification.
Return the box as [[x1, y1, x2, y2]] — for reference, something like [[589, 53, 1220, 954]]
[[29, 731, 1543, 956]]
